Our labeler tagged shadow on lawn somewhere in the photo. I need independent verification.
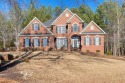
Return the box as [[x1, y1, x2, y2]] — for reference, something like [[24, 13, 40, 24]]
[[0, 51, 43, 72]]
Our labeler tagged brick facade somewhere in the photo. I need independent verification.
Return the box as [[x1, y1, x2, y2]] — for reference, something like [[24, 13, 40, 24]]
[[18, 8, 106, 54]]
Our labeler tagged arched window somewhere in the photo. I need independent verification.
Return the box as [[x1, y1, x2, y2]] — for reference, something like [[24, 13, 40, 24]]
[[94, 36, 101, 46], [72, 23, 79, 32], [25, 38, 30, 47]]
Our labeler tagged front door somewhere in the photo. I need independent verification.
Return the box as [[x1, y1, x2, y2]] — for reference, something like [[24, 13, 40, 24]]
[[72, 36, 80, 48]]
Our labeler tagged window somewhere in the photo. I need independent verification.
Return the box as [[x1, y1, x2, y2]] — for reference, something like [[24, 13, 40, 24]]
[[43, 38, 49, 46], [84, 37, 91, 46], [34, 38, 39, 47], [72, 23, 79, 32], [25, 38, 30, 47], [57, 26, 66, 34], [94, 36, 101, 46], [56, 38, 67, 49], [33, 23, 39, 31]]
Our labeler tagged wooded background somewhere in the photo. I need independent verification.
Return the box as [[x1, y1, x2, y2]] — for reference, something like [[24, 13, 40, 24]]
[[0, 0, 125, 56]]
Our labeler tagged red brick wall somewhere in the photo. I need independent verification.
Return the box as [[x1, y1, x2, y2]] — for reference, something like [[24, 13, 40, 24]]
[[19, 36, 54, 51], [81, 35, 104, 54], [19, 10, 105, 54], [22, 19, 49, 35], [84, 22, 102, 33], [19, 18, 54, 51]]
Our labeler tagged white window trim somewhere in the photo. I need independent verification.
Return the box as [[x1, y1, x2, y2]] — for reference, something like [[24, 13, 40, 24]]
[[72, 23, 79, 32], [57, 26, 66, 34], [33, 23, 39, 31], [33, 38, 39, 47], [72, 22, 79, 26], [72, 38, 80, 48], [84, 36, 91, 46], [56, 38, 68, 49], [94, 35, 100, 46], [43, 37, 49, 47], [25, 38, 30, 47]]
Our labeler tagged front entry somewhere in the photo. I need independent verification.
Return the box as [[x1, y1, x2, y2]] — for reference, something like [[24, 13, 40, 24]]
[[71, 35, 81, 49]]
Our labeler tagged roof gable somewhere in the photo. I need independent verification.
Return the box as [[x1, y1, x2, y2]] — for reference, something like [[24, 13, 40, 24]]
[[67, 14, 84, 23], [80, 21, 106, 34], [18, 17, 53, 36], [51, 8, 73, 25]]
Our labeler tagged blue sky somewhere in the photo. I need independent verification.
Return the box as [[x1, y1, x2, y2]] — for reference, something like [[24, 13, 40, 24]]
[[0, 0, 104, 13]]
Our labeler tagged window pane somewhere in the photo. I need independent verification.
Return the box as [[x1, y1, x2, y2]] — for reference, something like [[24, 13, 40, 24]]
[[56, 38, 67, 49], [57, 26, 66, 34], [73, 24, 79, 32], [62, 26, 66, 33], [43, 38, 48, 46], [95, 37, 99, 45], [34, 38, 39, 47], [85, 37, 91, 46], [34, 24, 39, 31], [25, 38, 30, 47]]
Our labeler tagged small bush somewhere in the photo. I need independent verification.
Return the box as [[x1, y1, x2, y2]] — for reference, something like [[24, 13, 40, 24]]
[[96, 50, 100, 53], [60, 46, 67, 51], [106, 50, 112, 55]]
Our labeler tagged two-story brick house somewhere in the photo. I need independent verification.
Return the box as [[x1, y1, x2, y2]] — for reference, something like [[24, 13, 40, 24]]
[[18, 8, 106, 54]]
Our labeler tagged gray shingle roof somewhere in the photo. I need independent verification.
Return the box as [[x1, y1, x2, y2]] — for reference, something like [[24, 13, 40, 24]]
[[43, 17, 58, 27]]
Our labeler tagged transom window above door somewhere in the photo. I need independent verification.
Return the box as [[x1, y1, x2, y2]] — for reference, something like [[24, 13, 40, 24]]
[[57, 26, 66, 34], [33, 23, 39, 31], [72, 23, 79, 32]]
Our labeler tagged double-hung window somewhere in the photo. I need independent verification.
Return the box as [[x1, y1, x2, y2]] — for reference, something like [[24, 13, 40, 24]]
[[57, 26, 66, 34], [94, 36, 101, 46], [72, 24, 79, 32], [25, 38, 30, 47], [43, 38, 49, 46], [34, 38, 39, 47], [33, 23, 39, 31], [56, 38, 68, 49], [84, 37, 91, 46]]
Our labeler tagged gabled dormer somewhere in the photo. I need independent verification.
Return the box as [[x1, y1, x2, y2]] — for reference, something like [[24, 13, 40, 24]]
[[18, 17, 53, 36], [80, 21, 106, 34], [51, 8, 74, 25]]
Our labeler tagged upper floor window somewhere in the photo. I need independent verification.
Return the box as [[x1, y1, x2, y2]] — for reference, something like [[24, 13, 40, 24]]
[[94, 36, 101, 46], [72, 23, 79, 32], [33, 23, 39, 31], [43, 38, 49, 46], [57, 26, 66, 34], [84, 36, 91, 46]]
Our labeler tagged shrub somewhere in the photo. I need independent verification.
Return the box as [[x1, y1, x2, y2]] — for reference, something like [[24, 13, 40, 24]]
[[96, 50, 100, 53], [106, 50, 112, 55]]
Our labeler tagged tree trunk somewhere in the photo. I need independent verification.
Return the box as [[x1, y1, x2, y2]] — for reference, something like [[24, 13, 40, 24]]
[[2, 37, 6, 50]]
